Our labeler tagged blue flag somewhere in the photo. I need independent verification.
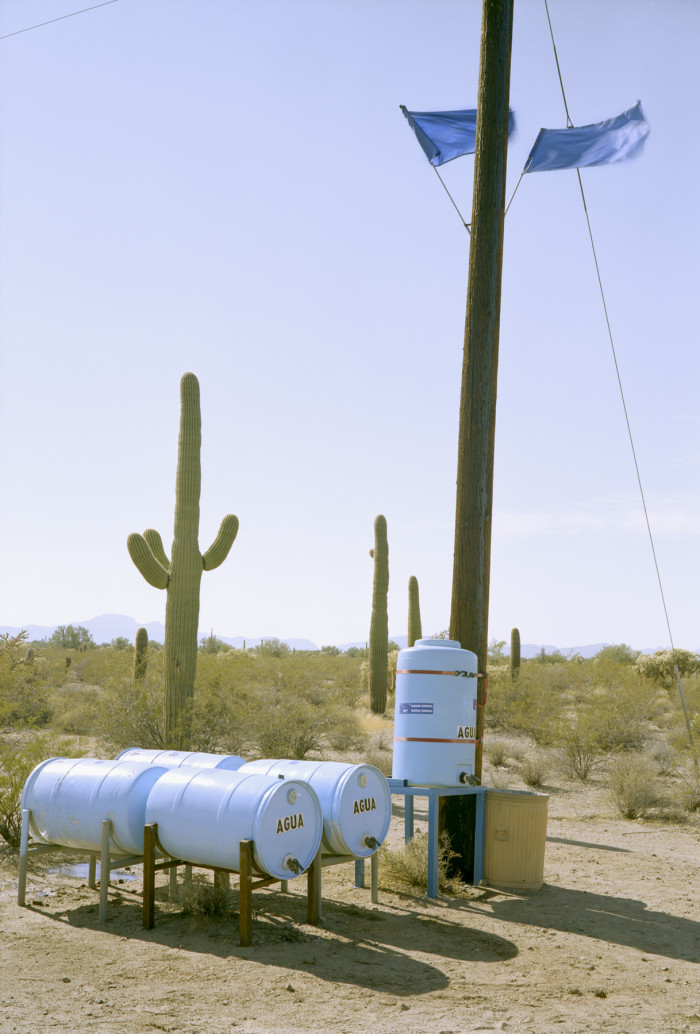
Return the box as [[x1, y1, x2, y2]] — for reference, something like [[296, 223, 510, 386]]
[[524, 101, 649, 173], [401, 105, 516, 167]]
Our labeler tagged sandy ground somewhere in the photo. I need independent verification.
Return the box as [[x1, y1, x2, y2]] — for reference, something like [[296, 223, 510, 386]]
[[1, 776, 699, 1034]]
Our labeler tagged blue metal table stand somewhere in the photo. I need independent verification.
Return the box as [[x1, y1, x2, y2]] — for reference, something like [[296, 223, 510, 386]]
[[373, 780, 486, 899]]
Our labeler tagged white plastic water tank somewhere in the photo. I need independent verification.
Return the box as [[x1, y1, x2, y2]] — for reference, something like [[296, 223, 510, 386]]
[[115, 748, 246, 771], [238, 760, 391, 858], [21, 757, 168, 855], [144, 767, 323, 880], [393, 638, 479, 786]]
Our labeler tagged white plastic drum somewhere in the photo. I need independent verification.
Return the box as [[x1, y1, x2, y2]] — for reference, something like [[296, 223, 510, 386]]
[[21, 757, 168, 855], [393, 638, 479, 786], [115, 748, 246, 771], [144, 767, 323, 880], [238, 760, 391, 858]]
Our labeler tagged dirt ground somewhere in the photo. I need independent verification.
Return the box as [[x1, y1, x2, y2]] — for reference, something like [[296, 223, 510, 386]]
[[1, 772, 698, 1034]]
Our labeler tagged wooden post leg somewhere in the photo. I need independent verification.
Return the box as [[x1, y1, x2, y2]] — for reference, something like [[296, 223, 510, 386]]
[[239, 840, 253, 947], [169, 858, 178, 901], [143, 823, 156, 930], [370, 851, 379, 904], [88, 854, 97, 889], [17, 808, 30, 906], [306, 847, 322, 926], [280, 880, 289, 893], [99, 820, 111, 921]]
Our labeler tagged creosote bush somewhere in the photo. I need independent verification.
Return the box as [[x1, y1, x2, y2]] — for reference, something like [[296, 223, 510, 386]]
[[379, 832, 459, 894], [608, 755, 660, 819]]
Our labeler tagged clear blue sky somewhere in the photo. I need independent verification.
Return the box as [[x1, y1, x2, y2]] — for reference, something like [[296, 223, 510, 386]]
[[1, 0, 698, 650]]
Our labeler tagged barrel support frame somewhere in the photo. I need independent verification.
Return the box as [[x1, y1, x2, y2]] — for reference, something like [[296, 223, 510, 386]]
[[17, 808, 144, 920], [383, 781, 486, 898]]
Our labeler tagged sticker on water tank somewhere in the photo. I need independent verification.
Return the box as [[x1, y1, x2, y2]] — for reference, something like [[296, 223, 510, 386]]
[[399, 702, 434, 714], [457, 725, 477, 739], [276, 812, 304, 834]]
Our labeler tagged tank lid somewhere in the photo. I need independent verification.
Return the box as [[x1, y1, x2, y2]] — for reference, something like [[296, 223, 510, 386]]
[[414, 638, 462, 649]]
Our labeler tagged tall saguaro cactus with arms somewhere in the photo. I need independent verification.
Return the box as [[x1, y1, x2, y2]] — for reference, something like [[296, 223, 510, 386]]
[[127, 373, 238, 746]]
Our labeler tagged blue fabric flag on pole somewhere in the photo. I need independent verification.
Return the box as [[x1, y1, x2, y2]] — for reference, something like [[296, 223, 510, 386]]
[[524, 101, 649, 174], [401, 105, 516, 167]]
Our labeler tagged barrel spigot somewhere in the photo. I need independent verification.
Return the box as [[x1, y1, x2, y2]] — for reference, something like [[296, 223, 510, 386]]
[[364, 835, 379, 851], [285, 857, 302, 875], [459, 772, 481, 786]]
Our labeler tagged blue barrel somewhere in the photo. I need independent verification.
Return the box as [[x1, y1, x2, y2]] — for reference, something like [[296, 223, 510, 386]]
[[238, 759, 391, 857], [21, 757, 168, 855], [393, 638, 479, 786], [144, 767, 323, 880], [115, 748, 245, 771]]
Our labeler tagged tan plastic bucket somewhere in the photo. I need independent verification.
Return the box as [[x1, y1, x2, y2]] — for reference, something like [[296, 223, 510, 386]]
[[483, 789, 549, 892]]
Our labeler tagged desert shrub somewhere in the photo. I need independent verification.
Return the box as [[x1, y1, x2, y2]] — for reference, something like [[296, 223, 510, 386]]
[[0, 732, 86, 848], [325, 707, 366, 753], [556, 714, 605, 781], [50, 682, 104, 735], [67, 645, 134, 685], [379, 832, 459, 894], [676, 756, 700, 813], [608, 754, 659, 819], [95, 673, 165, 752], [520, 754, 549, 788], [363, 732, 393, 776], [0, 632, 52, 727], [594, 644, 640, 665]]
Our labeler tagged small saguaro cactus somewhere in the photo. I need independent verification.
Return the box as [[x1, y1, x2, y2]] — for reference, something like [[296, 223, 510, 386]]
[[133, 626, 149, 684], [127, 373, 238, 747], [369, 514, 389, 714], [510, 626, 521, 681], [408, 575, 422, 648]]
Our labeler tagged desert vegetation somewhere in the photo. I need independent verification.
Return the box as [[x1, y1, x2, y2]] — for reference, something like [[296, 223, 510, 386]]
[[1, 629, 699, 852]]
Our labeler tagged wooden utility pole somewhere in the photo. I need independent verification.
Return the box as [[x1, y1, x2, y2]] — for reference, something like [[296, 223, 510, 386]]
[[442, 0, 514, 880]]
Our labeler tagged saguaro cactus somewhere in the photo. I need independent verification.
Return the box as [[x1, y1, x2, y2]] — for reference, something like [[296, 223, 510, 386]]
[[407, 575, 422, 648], [510, 626, 521, 681], [133, 626, 149, 684], [369, 514, 389, 714], [127, 373, 238, 746]]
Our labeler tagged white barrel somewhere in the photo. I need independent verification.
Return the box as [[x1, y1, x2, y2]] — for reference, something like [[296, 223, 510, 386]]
[[393, 638, 479, 786], [115, 748, 246, 771], [238, 760, 391, 858], [144, 767, 323, 880], [21, 757, 168, 855]]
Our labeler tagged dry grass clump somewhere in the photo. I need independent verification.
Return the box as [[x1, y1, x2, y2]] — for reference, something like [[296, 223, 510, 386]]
[[520, 754, 549, 788], [176, 874, 230, 917], [651, 742, 676, 776], [607, 754, 659, 819], [379, 832, 460, 894], [485, 738, 510, 768]]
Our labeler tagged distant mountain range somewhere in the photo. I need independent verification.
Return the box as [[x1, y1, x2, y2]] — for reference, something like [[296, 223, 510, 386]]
[[0, 613, 672, 657]]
